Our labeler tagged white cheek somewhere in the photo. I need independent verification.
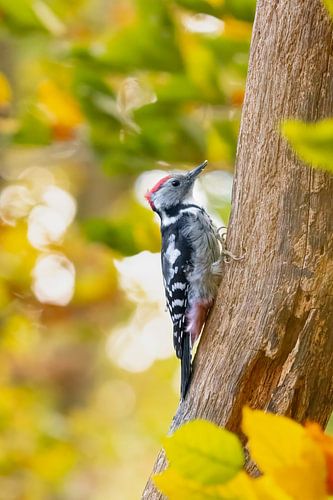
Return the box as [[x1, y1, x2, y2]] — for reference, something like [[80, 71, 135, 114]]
[[152, 192, 162, 211], [154, 188, 172, 210]]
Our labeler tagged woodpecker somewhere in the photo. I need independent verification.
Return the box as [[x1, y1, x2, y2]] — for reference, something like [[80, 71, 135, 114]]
[[145, 161, 229, 399]]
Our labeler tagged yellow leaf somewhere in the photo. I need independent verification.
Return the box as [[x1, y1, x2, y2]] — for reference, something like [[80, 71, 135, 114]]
[[178, 31, 218, 97], [0, 72, 12, 106], [217, 471, 258, 500], [207, 127, 230, 163], [38, 80, 83, 139], [206, 0, 224, 6], [153, 468, 225, 500], [323, 0, 333, 18], [242, 408, 327, 500], [223, 17, 253, 41], [305, 422, 333, 494], [30, 442, 77, 484], [0, 223, 37, 282], [252, 475, 292, 500], [219, 471, 292, 500], [242, 407, 305, 470], [155, 468, 293, 500], [1, 314, 37, 354]]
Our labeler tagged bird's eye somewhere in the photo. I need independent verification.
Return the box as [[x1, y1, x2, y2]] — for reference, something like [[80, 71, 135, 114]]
[[171, 180, 180, 187]]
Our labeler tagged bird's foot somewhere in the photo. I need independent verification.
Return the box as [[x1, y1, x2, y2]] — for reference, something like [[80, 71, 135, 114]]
[[222, 249, 245, 263]]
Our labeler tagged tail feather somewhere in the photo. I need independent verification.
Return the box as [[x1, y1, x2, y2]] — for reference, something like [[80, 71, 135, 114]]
[[180, 333, 192, 399]]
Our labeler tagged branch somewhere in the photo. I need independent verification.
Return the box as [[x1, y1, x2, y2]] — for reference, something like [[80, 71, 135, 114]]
[[142, 1, 333, 497]]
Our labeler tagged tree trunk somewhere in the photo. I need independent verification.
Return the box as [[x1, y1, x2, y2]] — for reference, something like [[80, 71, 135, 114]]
[[142, 0, 333, 497]]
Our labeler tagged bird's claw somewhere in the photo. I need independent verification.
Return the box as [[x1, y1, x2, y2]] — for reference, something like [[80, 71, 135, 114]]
[[222, 249, 245, 263]]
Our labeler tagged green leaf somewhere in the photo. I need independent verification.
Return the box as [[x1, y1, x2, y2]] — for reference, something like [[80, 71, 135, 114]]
[[281, 118, 333, 172], [82, 201, 160, 256], [14, 110, 52, 145], [0, 0, 64, 33], [323, 0, 333, 18], [0, 0, 41, 30], [174, 0, 256, 21], [163, 419, 244, 485]]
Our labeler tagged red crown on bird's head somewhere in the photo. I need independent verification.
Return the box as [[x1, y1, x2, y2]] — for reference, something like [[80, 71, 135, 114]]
[[145, 175, 171, 209]]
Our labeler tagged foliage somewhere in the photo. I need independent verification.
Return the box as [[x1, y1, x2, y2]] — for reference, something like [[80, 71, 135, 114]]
[[154, 408, 333, 500], [282, 2, 333, 174], [323, 0, 333, 17], [1, 0, 330, 498], [0, 0, 255, 176], [0, 0, 256, 498], [281, 119, 333, 172], [163, 420, 244, 485]]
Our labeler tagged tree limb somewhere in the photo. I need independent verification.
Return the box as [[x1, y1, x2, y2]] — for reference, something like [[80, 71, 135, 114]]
[[142, 0, 333, 497]]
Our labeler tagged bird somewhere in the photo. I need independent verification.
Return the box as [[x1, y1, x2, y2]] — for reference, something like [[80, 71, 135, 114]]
[[145, 160, 231, 399]]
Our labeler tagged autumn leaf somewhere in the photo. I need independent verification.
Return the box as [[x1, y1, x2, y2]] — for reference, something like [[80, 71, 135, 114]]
[[154, 467, 293, 500], [0, 72, 12, 107], [223, 17, 253, 40], [29, 442, 77, 484], [323, 0, 333, 18], [218, 471, 292, 500], [251, 475, 292, 500], [153, 468, 225, 500], [281, 119, 333, 172], [37, 79, 83, 140], [242, 407, 327, 500], [163, 419, 244, 485], [230, 89, 244, 106], [305, 422, 333, 494]]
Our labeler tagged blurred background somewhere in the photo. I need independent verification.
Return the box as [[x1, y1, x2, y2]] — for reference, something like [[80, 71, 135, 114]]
[[0, 0, 256, 498]]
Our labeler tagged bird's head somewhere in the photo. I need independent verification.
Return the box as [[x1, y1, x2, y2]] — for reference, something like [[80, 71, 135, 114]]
[[145, 160, 207, 213]]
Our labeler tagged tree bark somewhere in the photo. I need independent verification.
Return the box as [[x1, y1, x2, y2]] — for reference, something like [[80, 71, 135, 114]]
[[142, 0, 333, 497]]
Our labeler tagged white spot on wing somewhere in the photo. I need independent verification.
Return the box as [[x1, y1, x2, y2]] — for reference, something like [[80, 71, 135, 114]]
[[172, 299, 184, 307], [165, 234, 181, 265], [172, 282, 186, 291]]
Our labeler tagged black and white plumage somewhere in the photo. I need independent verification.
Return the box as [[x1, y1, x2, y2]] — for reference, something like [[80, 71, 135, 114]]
[[145, 161, 224, 399]]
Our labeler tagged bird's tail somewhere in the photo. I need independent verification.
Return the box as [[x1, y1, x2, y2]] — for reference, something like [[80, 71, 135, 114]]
[[180, 333, 192, 399]]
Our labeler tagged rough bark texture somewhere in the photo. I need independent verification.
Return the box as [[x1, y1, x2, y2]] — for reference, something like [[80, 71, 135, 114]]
[[142, 0, 333, 497]]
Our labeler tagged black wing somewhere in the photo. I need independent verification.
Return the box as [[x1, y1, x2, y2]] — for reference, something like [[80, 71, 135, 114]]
[[161, 223, 192, 359]]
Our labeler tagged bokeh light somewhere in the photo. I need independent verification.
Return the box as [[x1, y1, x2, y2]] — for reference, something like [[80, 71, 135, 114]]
[[28, 186, 76, 249], [109, 251, 174, 372], [0, 0, 257, 498], [0, 185, 35, 225], [182, 13, 225, 35], [32, 253, 75, 305]]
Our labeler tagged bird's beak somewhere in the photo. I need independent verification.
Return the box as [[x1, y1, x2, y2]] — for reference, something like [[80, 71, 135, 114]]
[[186, 160, 208, 182]]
